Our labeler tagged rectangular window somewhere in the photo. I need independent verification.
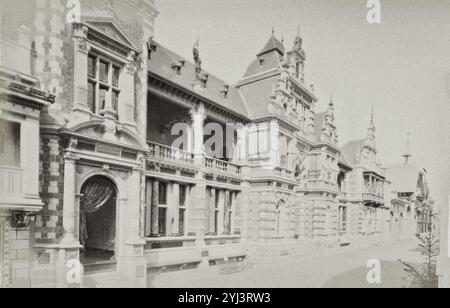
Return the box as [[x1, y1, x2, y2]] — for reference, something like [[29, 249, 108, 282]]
[[112, 66, 120, 87], [339, 206, 347, 231], [214, 191, 220, 234], [87, 81, 96, 113], [224, 192, 233, 235], [99, 87, 108, 111], [158, 182, 168, 205], [0, 119, 21, 167], [88, 55, 97, 78], [87, 54, 122, 118], [112, 90, 119, 114], [158, 208, 167, 236], [179, 209, 185, 236], [179, 185, 187, 206], [99, 60, 109, 83]]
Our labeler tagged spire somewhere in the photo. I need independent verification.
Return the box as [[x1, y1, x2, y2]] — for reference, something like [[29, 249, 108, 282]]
[[364, 104, 377, 152], [403, 132, 412, 164], [321, 94, 338, 145], [370, 103, 374, 126], [326, 94, 335, 124]]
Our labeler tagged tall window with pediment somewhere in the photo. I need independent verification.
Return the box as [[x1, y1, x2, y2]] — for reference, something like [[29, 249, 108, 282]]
[[87, 53, 121, 119]]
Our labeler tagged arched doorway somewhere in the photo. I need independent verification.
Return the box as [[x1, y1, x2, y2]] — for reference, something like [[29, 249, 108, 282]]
[[79, 175, 117, 263]]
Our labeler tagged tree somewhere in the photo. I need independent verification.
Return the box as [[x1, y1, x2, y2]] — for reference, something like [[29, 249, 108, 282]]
[[399, 198, 439, 288]]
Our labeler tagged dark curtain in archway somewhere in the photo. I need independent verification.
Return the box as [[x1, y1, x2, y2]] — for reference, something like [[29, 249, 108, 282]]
[[80, 176, 116, 248]]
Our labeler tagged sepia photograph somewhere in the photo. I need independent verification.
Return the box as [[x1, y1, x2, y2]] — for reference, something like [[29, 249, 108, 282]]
[[0, 0, 449, 294]]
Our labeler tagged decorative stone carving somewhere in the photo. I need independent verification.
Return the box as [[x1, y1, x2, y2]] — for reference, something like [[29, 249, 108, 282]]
[[127, 51, 137, 74], [73, 24, 90, 55]]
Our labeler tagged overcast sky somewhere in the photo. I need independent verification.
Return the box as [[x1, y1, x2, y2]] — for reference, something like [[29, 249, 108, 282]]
[[154, 0, 450, 207]]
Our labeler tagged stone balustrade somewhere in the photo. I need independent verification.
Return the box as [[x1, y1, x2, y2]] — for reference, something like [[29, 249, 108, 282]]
[[0, 166, 24, 197], [204, 156, 242, 176], [147, 141, 194, 165]]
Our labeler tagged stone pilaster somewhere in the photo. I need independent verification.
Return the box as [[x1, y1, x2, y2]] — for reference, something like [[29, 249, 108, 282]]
[[190, 104, 206, 165], [118, 51, 137, 128], [150, 179, 159, 237], [72, 23, 91, 117], [59, 151, 81, 248]]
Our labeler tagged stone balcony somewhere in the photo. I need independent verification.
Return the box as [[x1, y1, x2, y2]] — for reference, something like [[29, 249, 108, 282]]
[[0, 166, 24, 197], [204, 156, 242, 176], [362, 192, 385, 205], [147, 141, 194, 166], [0, 166, 42, 211], [147, 141, 243, 177]]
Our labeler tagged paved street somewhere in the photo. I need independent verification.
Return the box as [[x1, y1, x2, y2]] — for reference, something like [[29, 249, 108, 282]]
[[149, 238, 423, 288]]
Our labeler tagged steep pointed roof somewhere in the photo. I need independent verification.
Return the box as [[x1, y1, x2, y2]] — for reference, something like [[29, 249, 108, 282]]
[[257, 35, 285, 57], [342, 139, 365, 165], [242, 35, 285, 79], [386, 162, 422, 194]]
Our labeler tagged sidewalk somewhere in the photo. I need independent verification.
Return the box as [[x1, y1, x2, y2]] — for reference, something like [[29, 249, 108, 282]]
[[149, 238, 421, 288]]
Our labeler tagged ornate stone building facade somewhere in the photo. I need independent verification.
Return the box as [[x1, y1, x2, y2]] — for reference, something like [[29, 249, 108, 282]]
[[0, 10, 55, 287], [0, 0, 431, 288]]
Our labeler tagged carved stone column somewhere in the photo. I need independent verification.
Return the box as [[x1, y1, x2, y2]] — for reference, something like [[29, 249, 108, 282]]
[[60, 149, 81, 248], [190, 104, 206, 165]]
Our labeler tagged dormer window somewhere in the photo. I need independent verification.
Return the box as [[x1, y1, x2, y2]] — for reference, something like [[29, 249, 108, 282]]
[[87, 53, 121, 119], [171, 60, 185, 75], [221, 85, 230, 99]]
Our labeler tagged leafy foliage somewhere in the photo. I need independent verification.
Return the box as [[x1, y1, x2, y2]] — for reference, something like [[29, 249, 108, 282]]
[[399, 232, 439, 288]]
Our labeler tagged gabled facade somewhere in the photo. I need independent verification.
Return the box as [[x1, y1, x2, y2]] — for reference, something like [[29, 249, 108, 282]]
[[341, 109, 390, 245], [385, 134, 434, 237]]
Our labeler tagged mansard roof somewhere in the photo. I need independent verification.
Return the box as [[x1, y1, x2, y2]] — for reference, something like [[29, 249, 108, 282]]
[[148, 41, 250, 118], [342, 139, 365, 165], [236, 74, 278, 119]]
